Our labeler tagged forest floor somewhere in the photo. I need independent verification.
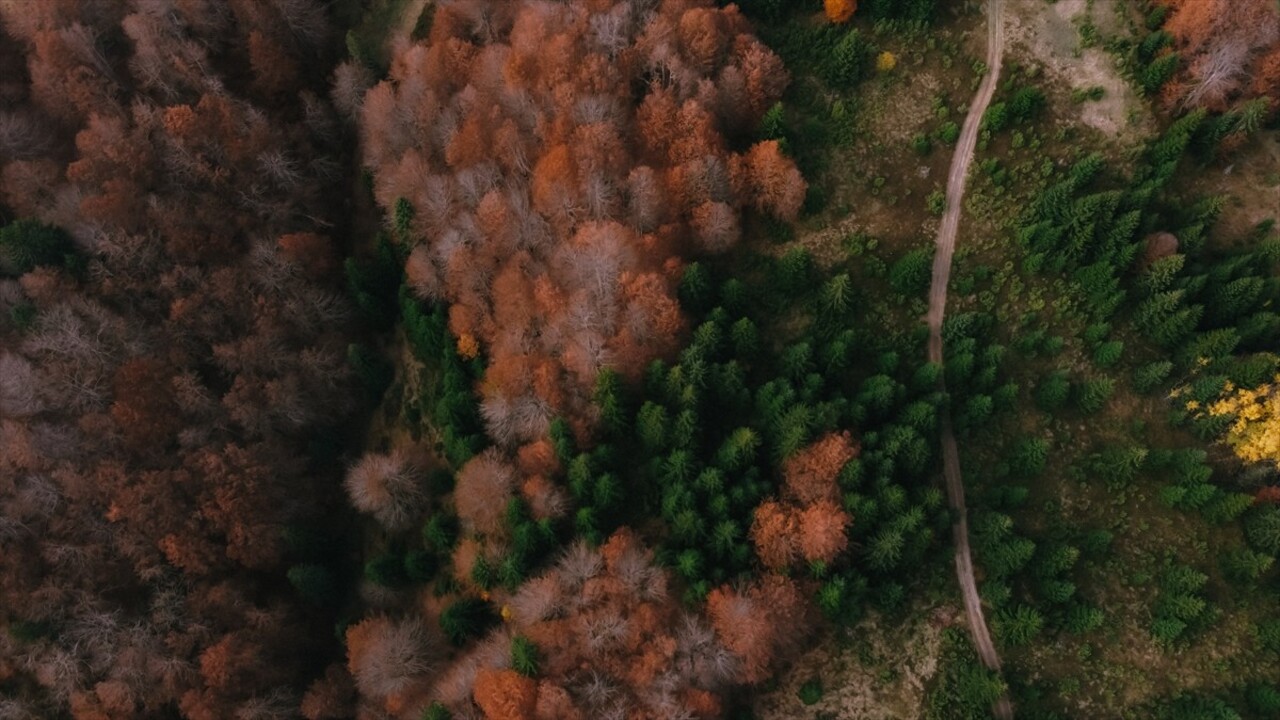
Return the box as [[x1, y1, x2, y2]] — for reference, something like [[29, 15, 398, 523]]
[[755, 602, 959, 720]]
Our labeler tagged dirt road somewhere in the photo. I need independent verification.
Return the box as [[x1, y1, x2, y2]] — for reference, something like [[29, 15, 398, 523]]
[[926, 0, 1013, 717]]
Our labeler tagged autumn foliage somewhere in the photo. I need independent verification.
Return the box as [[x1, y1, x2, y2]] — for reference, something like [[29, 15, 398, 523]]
[[0, 1, 356, 718], [751, 433, 857, 569], [1158, 0, 1280, 110], [825, 0, 858, 24], [361, 0, 804, 446]]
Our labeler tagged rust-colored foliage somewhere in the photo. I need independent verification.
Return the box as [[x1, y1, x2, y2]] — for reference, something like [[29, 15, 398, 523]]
[[825, 0, 857, 24], [474, 669, 538, 720], [110, 357, 180, 453], [301, 664, 357, 720], [362, 0, 803, 446], [706, 574, 806, 683], [753, 434, 856, 570], [1255, 486, 1280, 505], [416, 530, 736, 718], [783, 431, 859, 504], [749, 500, 800, 570], [0, 0, 352, 717], [1160, 0, 1280, 110]]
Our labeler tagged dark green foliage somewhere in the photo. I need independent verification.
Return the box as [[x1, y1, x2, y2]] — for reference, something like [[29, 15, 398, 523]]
[[440, 598, 497, 646], [1035, 371, 1071, 412], [982, 102, 1010, 133], [394, 197, 415, 241], [421, 702, 453, 720], [736, 0, 786, 21], [511, 635, 540, 677], [348, 343, 393, 403], [1092, 340, 1123, 368], [859, 0, 940, 24], [1257, 619, 1280, 653], [889, 248, 933, 297], [1065, 603, 1105, 634], [798, 677, 824, 706], [404, 550, 437, 583], [365, 550, 408, 588], [549, 418, 576, 466], [1133, 360, 1174, 394], [759, 102, 788, 144], [1141, 53, 1179, 95], [937, 121, 960, 145], [1246, 685, 1280, 715], [0, 219, 75, 276], [287, 564, 338, 606], [1245, 506, 1280, 556], [822, 29, 873, 88], [1074, 377, 1114, 414], [1151, 563, 1214, 647], [1007, 87, 1046, 122], [423, 513, 459, 553], [7, 620, 52, 643], [1153, 694, 1241, 720], [994, 604, 1043, 646], [776, 247, 814, 296], [595, 369, 629, 437], [1009, 437, 1049, 479], [1220, 547, 1273, 585], [345, 233, 402, 329], [680, 262, 714, 313], [923, 629, 1008, 720]]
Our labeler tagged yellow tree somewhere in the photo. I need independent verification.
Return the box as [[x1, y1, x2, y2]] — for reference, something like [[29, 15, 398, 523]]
[[1199, 375, 1280, 467]]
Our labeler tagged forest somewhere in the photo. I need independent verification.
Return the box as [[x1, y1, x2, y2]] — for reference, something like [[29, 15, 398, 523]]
[[1, 0, 1279, 718]]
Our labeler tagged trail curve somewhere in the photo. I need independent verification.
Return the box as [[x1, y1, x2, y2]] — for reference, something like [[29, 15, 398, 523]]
[[926, 0, 1013, 718]]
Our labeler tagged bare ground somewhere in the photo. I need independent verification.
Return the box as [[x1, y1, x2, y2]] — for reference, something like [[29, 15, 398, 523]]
[[754, 605, 958, 720], [1004, 0, 1152, 143]]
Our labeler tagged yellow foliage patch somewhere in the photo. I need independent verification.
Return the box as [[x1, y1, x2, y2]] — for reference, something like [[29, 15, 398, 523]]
[[457, 333, 480, 360], [876, 51, 898, 72], [1191, 373, 1280, 467]]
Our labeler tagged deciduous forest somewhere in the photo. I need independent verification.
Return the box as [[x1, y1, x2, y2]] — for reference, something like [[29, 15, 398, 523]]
[[1, 0, 1279, 718]]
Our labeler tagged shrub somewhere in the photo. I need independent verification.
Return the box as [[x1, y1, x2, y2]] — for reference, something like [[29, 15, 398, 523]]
[[798, 677, 824, 705], [288, 564, 337, 606], [510, 635, 540, 677], [0, 219, 75, 276], [937, 121, 960, 145], [1074, 377, 1114, 414], [889, 248, 933, 297]]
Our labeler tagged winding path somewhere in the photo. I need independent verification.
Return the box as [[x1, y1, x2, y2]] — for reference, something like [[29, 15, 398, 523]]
[[926, 0, 1013, 717]]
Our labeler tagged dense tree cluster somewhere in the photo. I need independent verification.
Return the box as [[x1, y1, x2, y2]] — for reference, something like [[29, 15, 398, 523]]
[[0, 1, 357, 717], [359, 0, 805, 449]]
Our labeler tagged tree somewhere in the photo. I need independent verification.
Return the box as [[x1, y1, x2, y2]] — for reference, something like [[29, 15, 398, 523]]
[[510, 636, 540, 677], [707, 575, 805, 683], [750, 500, 800, 569], [825, 0, 857, 24], [345, 616, 435, 702], [473, 668, 538, 720], [1196, 376, 1280, 468], [0, 219, 73, 275], [345, 450, 427, 530], [783, 432, 859, 504], [455, 449, 518, 536], [889, 248, 933, 297], [289, 564, 338, 606]]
